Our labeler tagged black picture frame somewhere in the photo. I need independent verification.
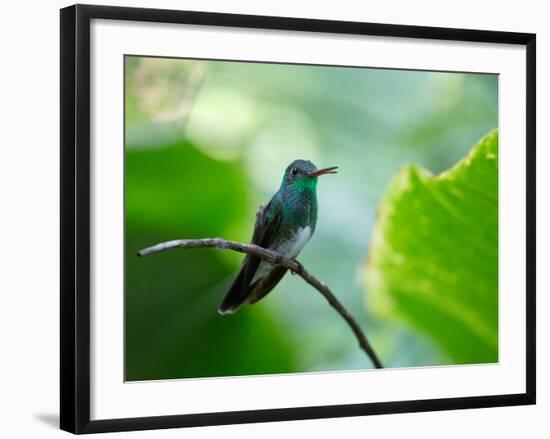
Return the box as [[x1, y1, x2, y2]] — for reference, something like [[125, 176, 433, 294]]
[[60, 4, 536, 434]]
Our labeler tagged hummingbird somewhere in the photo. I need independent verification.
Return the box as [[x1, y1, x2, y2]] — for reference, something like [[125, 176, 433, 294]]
[[218, 159, 338, 315]]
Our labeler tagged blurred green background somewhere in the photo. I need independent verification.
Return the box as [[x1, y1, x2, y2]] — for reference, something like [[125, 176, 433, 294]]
[[125, 56, 498, 381]]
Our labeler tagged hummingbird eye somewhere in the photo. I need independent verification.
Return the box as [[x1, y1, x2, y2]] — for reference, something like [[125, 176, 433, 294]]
[[291, 167, 299, 177]]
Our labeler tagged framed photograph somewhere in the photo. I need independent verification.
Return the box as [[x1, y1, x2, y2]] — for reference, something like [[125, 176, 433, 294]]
[[60, 4, 536, 434]]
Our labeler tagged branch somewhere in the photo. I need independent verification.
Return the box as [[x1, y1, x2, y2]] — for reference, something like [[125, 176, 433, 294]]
[[138, 238, 383, 369]]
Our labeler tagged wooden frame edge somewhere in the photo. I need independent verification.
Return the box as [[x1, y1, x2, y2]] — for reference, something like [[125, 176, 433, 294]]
[[60, 4, 536, 434]]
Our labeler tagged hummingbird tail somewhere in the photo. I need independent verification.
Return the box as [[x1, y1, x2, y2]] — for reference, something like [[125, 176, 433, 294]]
[[218, 267, 250, 315], [218, 264, 289, 315]]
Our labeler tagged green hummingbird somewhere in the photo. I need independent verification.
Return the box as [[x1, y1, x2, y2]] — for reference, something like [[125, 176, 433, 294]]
[[218, 159, 338, 315]]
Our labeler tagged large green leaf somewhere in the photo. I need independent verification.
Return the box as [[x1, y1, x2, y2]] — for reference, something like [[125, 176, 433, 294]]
[[364, 129, 498, 364]]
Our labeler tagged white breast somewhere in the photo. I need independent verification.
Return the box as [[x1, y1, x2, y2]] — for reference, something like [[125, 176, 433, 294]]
[[250, 226, 312, 285], [276, 226, 312, 259]]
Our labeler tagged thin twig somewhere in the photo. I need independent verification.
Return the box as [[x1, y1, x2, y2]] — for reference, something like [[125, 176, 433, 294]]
[[138, 238, 383, 369]]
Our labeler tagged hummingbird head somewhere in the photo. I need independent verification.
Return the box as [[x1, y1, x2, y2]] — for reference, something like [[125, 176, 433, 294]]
[[281, 160, 338, 191]]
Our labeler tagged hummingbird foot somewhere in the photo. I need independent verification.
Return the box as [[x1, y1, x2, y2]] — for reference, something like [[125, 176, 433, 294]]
[[290, 259, 305, 275], [273, 253, 284, 266]]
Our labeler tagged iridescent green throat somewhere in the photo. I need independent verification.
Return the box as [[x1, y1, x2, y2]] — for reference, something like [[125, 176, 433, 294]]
[[280, 177, 318, 228], [291, 176, 318, 193]]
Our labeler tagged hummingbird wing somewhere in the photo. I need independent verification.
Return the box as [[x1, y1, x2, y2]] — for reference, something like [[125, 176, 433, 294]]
[[218, 199, 284, 315]]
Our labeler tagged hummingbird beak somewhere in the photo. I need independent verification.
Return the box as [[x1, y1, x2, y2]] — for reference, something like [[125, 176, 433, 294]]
[[307, 166, 338, 177]]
